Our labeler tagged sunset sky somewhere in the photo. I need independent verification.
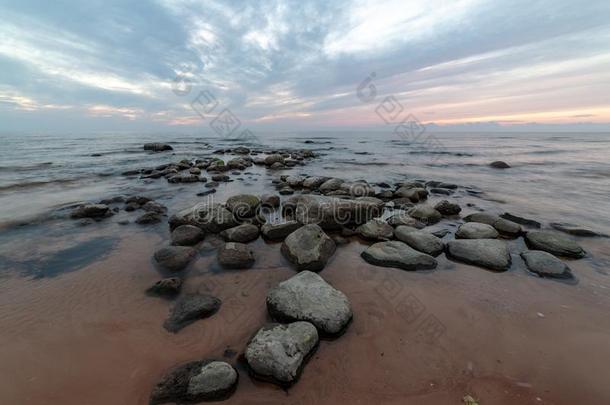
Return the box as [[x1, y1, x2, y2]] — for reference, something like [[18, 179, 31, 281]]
[[1, 0, 610, 132]]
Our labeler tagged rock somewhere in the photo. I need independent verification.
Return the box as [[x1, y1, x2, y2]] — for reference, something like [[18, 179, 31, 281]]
[[430, 188, 452, 195], [489, 161, 510, 169], [281, 224, 336, 271], [261, 221, 302, 240], [524, 231, 585, 258], [549, 223, 602, 237], [319, 178, 344, 194], [150, 360, 237, 404], [357, 219, 394, 241], [197, 189, 216, 197], [332, 235, 349, 245], [261, 194, 280, 208], [446, 239, 511, 271], [218, 242, 255, 269], [408, 205, 442, 225], [163, 293, 221, 332], [386, 213, 426, 229], [302, 176, 327, 189], [264, 154, 285, 166], [269, 162, 285, 170], [376, 190, 394, 200], [395, 187, 428, 202], [233, 146, 250, 154], [464, 212, 522, 237], [279, 187, 294, 195], [391, 198, 414, 210], [361, 241, 437, 271], [430, 228, 450, 238], [146, 277, 182, 297], [144, 143, 173, 152], [286, 175, 305, 188], [288, 195, 383, 230], [434, 200, 461, 216], [135, 212, 163, 224], [501, 212, 542, 228], [169, 202, 236, 233], [70, 204, 110, 219], [340, 182, 376, 197], [142, 201, 167, 214], [455, 222, 499, 239], [394, 227, 444, 256], [204, 181, 218, 188], [211, 174, 230, 182], [521, 250, 573, 279], [244, 322, 318, 387], [219, 224, 259, 243], [226, 194, 261, 218], [267, 271, 352, 336], [154, 246, 197, 272], [171, 225, 205, 246]]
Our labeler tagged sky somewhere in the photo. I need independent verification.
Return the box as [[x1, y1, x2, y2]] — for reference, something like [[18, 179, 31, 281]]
[[1, 0, 610, 133]]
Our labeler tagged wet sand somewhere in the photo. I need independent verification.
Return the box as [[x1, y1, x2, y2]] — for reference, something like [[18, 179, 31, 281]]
[[1, 226, 609, 405]]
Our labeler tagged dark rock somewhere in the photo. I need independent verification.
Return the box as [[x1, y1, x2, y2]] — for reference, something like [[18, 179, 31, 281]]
[[171, 225, 205, 246], [446, 239, 511, 271], [408, 205, 442, 225], [434, 200, 461, 216], [524, 231, 585, 258], [226, 194, 261, 218], [219, 224, 259, 243], [288, 195, 383, 230], [136, 212, 163, 224], [70, 204, 110, 219], [218, 242, 255, 269], [521, 250, 573, 279], [464, 212, 522, 237], [144, 143, 173, 152], [281, 224, 336, 271], [142, 201, 167, 214], [430, 188, 452, 195], [501, 212, 542, 228], [489, 161, 510, 169], [146, 277, 182, 297], [550, 223, 602, 237], [154, 246, 197, 272], [197, 189, 216, 197], [394, 227, 444, 256], [261, 221, 302, 240], [261, 194, 280, 208], [361, 241, 437, 271], [455, 222, 499, 239], [357, 219, 394, 241], [163, 294, 221, 332], [169, 203, 236, 233]]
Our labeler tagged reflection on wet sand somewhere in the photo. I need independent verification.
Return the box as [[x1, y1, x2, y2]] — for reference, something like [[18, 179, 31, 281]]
[[1, 229, 609, 405]]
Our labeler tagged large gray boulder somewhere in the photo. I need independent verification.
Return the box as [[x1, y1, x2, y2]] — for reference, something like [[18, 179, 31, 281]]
[[150, 360, 237, 404], [524, 231, 585, 258], [464, 212, 522, 238], [281, 224, 336, 271], [171, 225, 205, 246], [408, 205, 442, 224], [446, 239, 511, 271], [244, 322, 318, 387], [455, 222, 499, 239], [218, 242, 255, 269], [163, 293, 221, 332], [267, 271, 352, 336], [521, 250, 573, 279], [394, 227, 444, 256], [226, 194, 261, 218], [357, 219, 394, 241], [154, 246, 197, 272], [302, 176, 328, 189], [219, 224, 259, 243], [169, 202, 236, 233], [261, 221, 302, 240], [318, 178, 344, 193], [361, 241, 437, 271], [287, 195, 383, 230]]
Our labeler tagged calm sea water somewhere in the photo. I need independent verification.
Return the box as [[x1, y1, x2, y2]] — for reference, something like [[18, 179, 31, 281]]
[[1, 131, 609, 234]]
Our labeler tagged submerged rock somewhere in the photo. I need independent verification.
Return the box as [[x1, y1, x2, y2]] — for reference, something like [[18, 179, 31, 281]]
[[146, 277, 182, 297], [394, 227, 444, 256], [434, 200, 461, 216], [446, 239, 511, 271], [154, 246, 197, 272], [169, 202, 236, 233], [150, 360, 237, 404], [549, 222, 602, 237], [171, 225, 205, 246], [521, 250, 573, 279], [464, 212, 522, 237], [261, 221, 302, 240], [489, 161, 510, 169], [135, 212, 163, 224], [267, 271, 352, 336], [357, 219, 394, 241], [524, 231, 585, 258], [144, 143, 173, 152], [501, 212, 542, 228], [244, 322, 318, 387], [361, 241, 437, 271], [218, 242, 255, 269], [219, 224, 259, 243], [281, 224, 336, 271], [455, 222, 499, 239], [163, 293, 221, 333], [70, 203, 110, 219]]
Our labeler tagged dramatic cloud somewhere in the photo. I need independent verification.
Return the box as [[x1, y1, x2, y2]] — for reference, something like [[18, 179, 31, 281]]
[[1, 0, 610, 132]]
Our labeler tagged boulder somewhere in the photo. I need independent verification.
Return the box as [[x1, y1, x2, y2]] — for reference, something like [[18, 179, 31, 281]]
[[169, 202, 236, 233], [171, 225, 205, 246], [261, 221, 302, 240], [524, 231, 585, 258], [281, 224, 336, 271], [408, 205, 442, 225], [434, 200, 461, 216], [391, 198, 414, 210], [219, 224, 259, 243], [288, 195, 383, 230], [142, 201, 167, 214], [455, 222, 499, 239], [395, 187, 428, 202], [340, 182, 376, 197], [394, 227, 444, 256], [521, 250, 573, 279], [154, 246, 197, 272], [218, 242, 255, 269], [357, 219, 394, 241], [302, 176, 327, 189], [267, 271, 352, 336], [261, 194, 280, 208], [144, 143, 173, 152], [361, 241, 437, 271], [319, 178, 344, 194], [286, 175, 305, 188], [464, 212, 522, 237], [150, 360, 237, 404], [446, 239, 511, 271], [233, 146, 250, 154], [163, 293, 221, 332], [386, 213, 426, 228], [146, 277, 182, 297], [70, 203, 110, 219], [264, 154, 284, 166], [244, 322, 318, 387], [226, 194, 261, 218]]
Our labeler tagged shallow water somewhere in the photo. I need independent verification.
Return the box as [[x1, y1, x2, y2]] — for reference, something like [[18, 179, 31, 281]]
[[1, 131, 610, 404]]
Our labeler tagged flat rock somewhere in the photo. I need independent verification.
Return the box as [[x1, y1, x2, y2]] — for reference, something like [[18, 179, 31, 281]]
[[550, 222, 602, 237], [361, 241, 437, 271], [171, 225, 205, 246], [281, 224, 336, 271], [169, 202, 236, 233], [163, 293, 221, 333], [219, 224, 259, 243], [525, 231, 585, 258], [464, 212, 522, 237], [288, 195, 383, 230], [144, 143, 173, 152], [394, 227, 444, 256], [357, 219, 394, 241], [386, 213, 426, 228], [521, 250, 573, 279], [266, 271, 352, 336], [408, 205, 442, 225], [70, 203, 110, 219], [244, 322, 318, 387], [501, 212, 541, 228], [150, 360, 237, 404], [261, 221, 302, 240], [434, 200, 461, 216], [319, 178, 344, 193], [218, 242, 255, 269], [146, 277, 182, 297], [455, 222, 499, 239], [446, 239, 511, 271], [154, 246, 197, 272]]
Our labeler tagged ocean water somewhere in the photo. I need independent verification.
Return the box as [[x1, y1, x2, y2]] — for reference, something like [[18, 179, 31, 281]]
[[1, 131, 609, 234]]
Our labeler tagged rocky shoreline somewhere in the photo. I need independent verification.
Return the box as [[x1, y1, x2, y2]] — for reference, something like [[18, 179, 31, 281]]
[[63, 143, 601, 404]]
